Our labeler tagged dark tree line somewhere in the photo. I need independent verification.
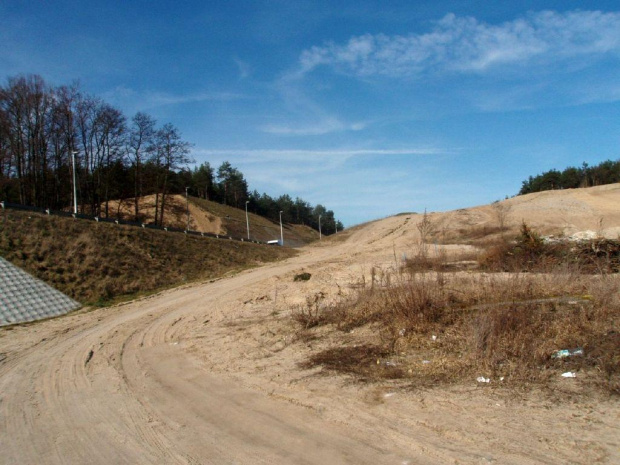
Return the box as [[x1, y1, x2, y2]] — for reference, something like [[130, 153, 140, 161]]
[[519, 160, 620, 195], [1, 74, 343, 234], [187, 162, 344, 235], [0, 75, 192, 226]]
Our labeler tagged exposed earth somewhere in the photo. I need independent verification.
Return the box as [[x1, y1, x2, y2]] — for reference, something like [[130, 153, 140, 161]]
[[1, 185, 619, 464]]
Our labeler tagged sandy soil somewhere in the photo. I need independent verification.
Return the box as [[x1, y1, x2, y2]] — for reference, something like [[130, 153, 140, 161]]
[[1, 185, 619, 464], [106, 194, 223, 234]]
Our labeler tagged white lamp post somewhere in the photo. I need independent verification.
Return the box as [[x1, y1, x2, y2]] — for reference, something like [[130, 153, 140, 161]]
[[71, 150, 78, 214], [319, 214, 322, 240], [185, 187, 190, 230], [245, 200, 250, 240], [279, 210, 284, 246]]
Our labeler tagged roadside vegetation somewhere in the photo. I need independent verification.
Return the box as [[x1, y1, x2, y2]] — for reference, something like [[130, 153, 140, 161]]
[[0, 209, 296, 306], [293, 222, 620, 395]]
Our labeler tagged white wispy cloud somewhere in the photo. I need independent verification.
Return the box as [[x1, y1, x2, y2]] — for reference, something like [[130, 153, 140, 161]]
[[195, 147, 446, 161], [103, 86, 246, 111], [294, 10, 620, 78], [193, 147, 448, 190], [260, 117, 367, 135], [234, 58, 251, 80]]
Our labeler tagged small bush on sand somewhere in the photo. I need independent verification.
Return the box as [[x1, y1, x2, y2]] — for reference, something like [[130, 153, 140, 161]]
[[294, 272, 312, 282]]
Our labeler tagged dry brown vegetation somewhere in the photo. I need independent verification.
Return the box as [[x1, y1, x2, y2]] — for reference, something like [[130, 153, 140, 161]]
[[0, 209, 296, 305], [481, 222, 620, 273], [104, 195, 321, 247], [293, 224, 620, 395], [190, 197, 320, 246]]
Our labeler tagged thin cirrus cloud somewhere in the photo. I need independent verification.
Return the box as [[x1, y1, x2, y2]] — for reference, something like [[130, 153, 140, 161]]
[[193, 147, 446, 178], [192, 148, 449, 216], [102, 86, 246, 112], [196, 148, 446, 163], [295, 10, 620, 78], [260, 118, 367, 135]]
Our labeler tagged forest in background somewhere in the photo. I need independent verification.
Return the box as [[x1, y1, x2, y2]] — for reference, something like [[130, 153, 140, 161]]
[[0, 74, 342, 235], [519, 159, 620, 195]]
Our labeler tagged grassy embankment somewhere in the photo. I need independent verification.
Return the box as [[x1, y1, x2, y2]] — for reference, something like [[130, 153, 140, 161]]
[[293, 222, 620, 395], [0, 208, 296, 306], [190, 197, 320, 247]]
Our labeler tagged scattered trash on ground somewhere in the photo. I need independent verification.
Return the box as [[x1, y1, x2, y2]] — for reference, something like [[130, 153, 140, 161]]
[[561, 372, 577, 378], [552, 348, 584, 358], [476, 376, 491, 383]]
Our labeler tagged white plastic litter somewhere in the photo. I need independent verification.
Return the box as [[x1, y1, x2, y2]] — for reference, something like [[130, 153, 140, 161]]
[[552, 348, 584, 358], [476, 377, 490, 383], [561, 372, 577, 378]]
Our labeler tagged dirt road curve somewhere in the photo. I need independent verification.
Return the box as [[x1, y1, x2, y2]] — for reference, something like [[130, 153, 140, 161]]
[[0, 238, 409, 464], [2, 193, 620, 464]]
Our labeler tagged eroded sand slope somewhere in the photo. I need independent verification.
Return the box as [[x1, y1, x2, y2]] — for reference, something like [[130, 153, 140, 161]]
[[1, 184, 619, 464]]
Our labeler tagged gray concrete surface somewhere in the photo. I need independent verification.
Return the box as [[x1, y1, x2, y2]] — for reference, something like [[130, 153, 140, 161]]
[[0, 257, 81, 326]]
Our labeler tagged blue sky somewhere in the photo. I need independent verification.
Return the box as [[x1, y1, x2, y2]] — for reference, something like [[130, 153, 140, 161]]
[[2, 1, 619, 226]]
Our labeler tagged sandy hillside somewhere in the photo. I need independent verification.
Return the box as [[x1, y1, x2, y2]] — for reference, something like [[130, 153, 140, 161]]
[[441, 183, 620, 239], [0, 184, 619, 464], [106, 194, 223, 233], [340, 183, 620, 266]]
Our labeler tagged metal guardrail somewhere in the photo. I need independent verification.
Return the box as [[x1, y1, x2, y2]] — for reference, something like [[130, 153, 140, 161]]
[[0, 201, 266, 245]]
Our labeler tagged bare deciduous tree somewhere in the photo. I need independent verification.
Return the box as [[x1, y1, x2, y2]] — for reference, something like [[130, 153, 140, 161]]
[[153, 123, 193, 226], [128, 112, 156, 220], [417, 209, 436, 245], [492, 201, 512, 232]]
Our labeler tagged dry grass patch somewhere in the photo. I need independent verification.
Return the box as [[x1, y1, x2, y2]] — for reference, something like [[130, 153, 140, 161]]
[[293, 262, 619, 394], [1, 210, 296, 305], [299, 345, 405, 380], [481, 222, 620, 273]]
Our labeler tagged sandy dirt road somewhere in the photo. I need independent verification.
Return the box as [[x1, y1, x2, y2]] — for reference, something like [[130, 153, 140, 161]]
[[1, 186, 619, 464]]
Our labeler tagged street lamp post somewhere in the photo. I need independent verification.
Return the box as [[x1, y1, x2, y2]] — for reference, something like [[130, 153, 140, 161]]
[[71, 150, 78, 214], [185, 187, 190, 230], [279, 210, 284, 246], [245, 200, 250, 240], [318, 214, 322, 240]]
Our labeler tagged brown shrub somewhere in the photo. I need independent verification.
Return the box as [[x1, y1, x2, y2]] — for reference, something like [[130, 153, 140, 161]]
[[480, 222, 620, 273], [293, 264, 620, 394]]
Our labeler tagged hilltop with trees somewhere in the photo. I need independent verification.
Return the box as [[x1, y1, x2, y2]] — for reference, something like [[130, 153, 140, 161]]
[[0, 74, 342, 235], [190, 161, 343, 235], [519, 159, 620, 195]]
